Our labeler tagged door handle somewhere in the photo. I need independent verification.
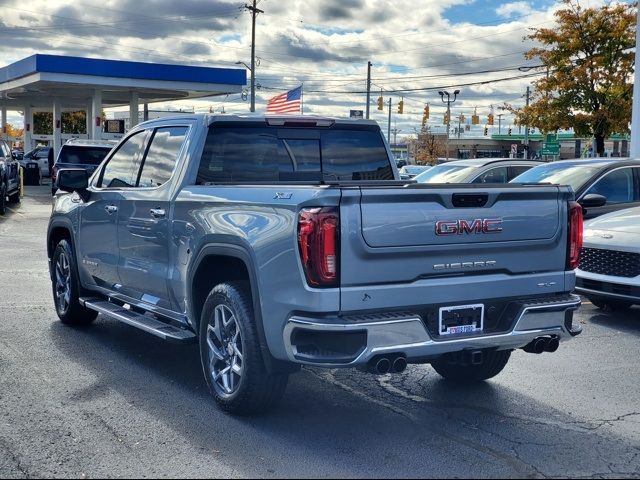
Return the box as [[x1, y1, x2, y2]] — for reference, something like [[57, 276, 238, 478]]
[[150, 208, 166, 219], [104, 205, 118, 214]]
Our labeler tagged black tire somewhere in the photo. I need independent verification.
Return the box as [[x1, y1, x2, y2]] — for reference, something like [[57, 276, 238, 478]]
[[589, 297, 633, 312], [199, 281, 288, 415], [51, 187, 57, 196], [0, 183, 6, 216], [8, 185, 20, 204], [431, 349, 511, 383], [51, 239, 98, 325]]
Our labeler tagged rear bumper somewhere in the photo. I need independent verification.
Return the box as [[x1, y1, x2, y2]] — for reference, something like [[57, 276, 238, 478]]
[[282, 294, 582, 367]]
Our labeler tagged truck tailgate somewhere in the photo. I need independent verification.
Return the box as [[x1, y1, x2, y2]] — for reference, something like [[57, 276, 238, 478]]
[[340, 184, 573, 291]]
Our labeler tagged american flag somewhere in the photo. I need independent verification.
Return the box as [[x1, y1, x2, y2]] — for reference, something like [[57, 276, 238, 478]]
[[266, 86, 302, 114]]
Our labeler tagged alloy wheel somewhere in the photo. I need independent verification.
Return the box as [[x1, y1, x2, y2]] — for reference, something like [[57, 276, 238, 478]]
[[55, 251, 71, 314], [206, 304, 244, 396]]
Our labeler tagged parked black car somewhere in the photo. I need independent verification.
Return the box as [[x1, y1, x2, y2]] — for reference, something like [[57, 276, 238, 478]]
[[511, 158, 640, 219], [0, 139, 21, 215], [51, 139, 116, 195]]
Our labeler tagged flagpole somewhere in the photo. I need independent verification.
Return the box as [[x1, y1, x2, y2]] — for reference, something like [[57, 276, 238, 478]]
[[301, 83, 304, 115]]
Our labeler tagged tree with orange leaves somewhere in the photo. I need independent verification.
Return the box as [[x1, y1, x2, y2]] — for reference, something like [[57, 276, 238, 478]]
[[511, 0, 635, 156]]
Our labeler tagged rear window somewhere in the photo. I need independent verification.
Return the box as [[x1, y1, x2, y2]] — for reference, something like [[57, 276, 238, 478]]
[[58, 145, 112, 166], [196, 126, 393, 184]]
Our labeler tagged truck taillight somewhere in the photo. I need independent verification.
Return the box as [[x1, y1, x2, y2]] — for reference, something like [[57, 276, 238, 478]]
[[298, 207, 339, 287], [567, 201, 583, 270]]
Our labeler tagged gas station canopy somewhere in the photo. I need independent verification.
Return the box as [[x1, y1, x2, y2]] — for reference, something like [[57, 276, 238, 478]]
[[0, 54, 247, 152], [0, 54, 246, 107]]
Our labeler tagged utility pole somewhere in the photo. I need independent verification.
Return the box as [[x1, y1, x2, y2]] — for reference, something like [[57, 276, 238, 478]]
[[497, 113, 504, 135], [439, 90, 460, 160], [391, 127, 400, 145], [457, 115, 462, 139], [366, 61, 372, 119], [524, 86, 530, 159], [244, 1, 263, 113], [387, 98, 392, 145]]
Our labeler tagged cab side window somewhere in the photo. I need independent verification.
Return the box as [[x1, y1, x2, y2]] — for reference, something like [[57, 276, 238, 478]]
[[586, 168, 637, 204], [99, 131, 149, 188]]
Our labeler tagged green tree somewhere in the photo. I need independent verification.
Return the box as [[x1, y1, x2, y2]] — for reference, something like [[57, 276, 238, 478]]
[[510, 0, 636, 156], [33, 112, 52, 135], [62, 111, 87, 134], [32, 111, 87, 135]]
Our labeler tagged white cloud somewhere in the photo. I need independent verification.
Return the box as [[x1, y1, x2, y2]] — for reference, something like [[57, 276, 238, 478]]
[[496, 1, 534, 19]]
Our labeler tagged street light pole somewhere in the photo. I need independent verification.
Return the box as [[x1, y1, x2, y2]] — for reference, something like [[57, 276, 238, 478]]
[[631, 6, 640, 157], [439, 90, 460, 160], [497, 114, 504, 135]]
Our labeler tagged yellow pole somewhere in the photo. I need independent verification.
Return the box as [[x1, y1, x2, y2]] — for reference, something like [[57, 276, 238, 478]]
[[19, 166, 24, 197]]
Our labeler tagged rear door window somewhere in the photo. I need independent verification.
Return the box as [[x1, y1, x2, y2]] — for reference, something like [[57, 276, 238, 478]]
[[137, 126, 188, 188], [196, 125, 392, 184]]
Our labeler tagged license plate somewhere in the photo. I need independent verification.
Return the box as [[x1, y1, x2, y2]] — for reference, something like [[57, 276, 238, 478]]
[[439, 304, 484, 336]]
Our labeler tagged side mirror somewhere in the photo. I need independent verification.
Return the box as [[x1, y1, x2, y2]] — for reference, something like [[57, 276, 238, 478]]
[[579, 193, 607, 208], [56, 168, 88, 193]]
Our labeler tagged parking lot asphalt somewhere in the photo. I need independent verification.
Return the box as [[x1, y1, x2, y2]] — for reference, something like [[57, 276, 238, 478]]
[[0, 186, 639, 479]]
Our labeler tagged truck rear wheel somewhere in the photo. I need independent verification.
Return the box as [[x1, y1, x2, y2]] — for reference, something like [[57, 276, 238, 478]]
[[431, 349, 511, 383], [199, 282, 288, 415], [51, 239, 98, 325]]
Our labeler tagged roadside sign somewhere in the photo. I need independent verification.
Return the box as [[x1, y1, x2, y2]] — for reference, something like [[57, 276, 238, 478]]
[[510, 144, 518, 157], [545, 133, 558, 144], [541, 143, 560, 155], [350, 110, 364, 119]]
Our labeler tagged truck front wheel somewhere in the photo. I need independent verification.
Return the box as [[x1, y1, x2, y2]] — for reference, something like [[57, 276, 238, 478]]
[[51, 239, 98, 325], [199, 282, 288, 415], [431, 349, 511, 383]]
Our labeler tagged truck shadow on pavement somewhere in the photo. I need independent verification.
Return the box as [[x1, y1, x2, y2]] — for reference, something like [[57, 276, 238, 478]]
[[586, 306, 640, 336], [49, 316, 640, 478]]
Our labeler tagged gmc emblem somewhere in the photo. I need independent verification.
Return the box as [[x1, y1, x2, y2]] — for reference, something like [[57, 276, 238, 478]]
[[435, 218, 503, 235]]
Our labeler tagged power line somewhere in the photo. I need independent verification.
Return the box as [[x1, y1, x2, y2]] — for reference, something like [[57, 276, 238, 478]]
[[259, 71, 545, 95]]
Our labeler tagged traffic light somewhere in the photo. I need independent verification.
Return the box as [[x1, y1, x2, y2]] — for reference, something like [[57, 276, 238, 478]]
[[488, 113, 494, 125], [443, 113, 449, 125], [423, 104, 430, 119], [377, 96, 384, 110], [484, 126, 488, 136], [398, 99, 404, 114], [472, 114, 480, 125], [508, 127, 512, 135]]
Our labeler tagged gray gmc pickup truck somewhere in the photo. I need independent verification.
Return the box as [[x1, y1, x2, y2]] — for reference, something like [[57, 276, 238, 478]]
[[48, 114, 583, 414]]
